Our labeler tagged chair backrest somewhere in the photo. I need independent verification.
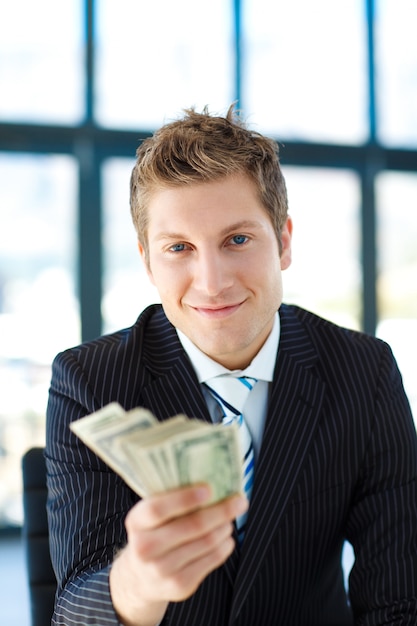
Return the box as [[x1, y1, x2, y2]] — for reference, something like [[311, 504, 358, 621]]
[[22, 447, 56, 626]]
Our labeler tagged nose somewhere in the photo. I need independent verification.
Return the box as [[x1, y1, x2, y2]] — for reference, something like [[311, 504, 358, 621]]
[[193, 249, 233, 296]]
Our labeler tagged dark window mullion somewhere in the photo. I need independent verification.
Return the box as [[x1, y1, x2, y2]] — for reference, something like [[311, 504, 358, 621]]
[[361, 0, 378, 335], [361, 154, 378, 336], [233, 0, 243, 107], [77, 139, 102, 342], [78, 0, 101, 341]]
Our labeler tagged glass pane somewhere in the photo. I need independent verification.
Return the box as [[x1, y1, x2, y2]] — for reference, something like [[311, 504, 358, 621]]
[[0, 154, 79, 527], [376, 0, 417, 147], [376, 172, 417, 421], [243, 0, 367, 144], [96, 0, 234, 129], [102, 158, 160, 334], [0, 0, 84, 124], [283, 167, 361, 330]]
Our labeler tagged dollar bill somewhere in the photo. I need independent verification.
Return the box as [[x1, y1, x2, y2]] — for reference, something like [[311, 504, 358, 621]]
[[169, 425, 242, 504], [70, 403, 157, 495], [70, 403, 243, 503]]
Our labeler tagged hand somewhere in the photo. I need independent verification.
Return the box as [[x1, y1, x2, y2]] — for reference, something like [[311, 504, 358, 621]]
[[110, 484, 248, 626]]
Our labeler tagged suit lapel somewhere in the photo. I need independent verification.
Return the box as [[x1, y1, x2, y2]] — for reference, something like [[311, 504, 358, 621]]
[[136, 307, 208, 421], [230, 305, 326, 619], [141, 359, 209, 423]]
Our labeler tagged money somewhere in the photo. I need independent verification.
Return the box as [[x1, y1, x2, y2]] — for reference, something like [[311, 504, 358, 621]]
[[70, 403, 243, 504]]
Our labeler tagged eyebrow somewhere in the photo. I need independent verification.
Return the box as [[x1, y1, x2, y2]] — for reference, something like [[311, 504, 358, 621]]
[[220, 220, 263, 235], [153, 220, 263, 242]]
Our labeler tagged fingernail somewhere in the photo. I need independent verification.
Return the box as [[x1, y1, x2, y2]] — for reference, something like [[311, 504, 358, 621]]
[[195, 485, 211, 502], [234, 496, 249, 515]]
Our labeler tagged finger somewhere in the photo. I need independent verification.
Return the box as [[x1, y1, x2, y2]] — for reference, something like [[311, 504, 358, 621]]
[[150, 521, 235, 577], [130, 495, 247, 560], [131, 484, 213, 529], [160, 535, 236, 602], [130, 485, 247, 530], [155, 496, 246, 550]]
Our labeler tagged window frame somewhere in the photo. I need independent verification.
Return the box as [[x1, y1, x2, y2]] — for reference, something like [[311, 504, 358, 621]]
[[0, 0, 415, 341]]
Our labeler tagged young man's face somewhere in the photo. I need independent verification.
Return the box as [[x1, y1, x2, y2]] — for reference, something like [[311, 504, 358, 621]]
[[139, 173, 292, 370]]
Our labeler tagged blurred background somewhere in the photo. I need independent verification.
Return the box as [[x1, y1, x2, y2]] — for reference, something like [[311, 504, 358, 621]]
[[0, 0, 416, 622]]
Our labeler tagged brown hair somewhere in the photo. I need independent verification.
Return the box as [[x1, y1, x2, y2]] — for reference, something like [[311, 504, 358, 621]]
[[130, 105, 288, 259]]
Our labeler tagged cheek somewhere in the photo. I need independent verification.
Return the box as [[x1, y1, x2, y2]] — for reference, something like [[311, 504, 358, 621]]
[[149, 262, 188, 298], [264, 258, 284, 299]]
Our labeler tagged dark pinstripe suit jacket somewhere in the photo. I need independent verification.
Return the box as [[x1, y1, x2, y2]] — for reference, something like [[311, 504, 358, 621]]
[[46, 303, 417, 625]]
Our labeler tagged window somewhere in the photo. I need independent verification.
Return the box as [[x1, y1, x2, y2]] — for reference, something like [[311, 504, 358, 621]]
[[0, 0, 416, 528], [0, 154, 78, 525], [243, 0, 367, 143], [284, 167, 361, 329], [376, 172, 417, 419], [102, 158, 160, 333], [376, 0, 417, 147], [96, 0, 234, 129], [0, 0, 83, 124]]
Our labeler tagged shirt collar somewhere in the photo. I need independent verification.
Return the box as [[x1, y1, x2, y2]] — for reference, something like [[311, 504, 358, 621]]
[[177, 312, 280, 384]]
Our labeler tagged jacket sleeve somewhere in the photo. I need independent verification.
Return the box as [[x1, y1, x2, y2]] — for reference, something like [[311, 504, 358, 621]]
[[345, 341, 417, 625], [45, 348, 139, 625]]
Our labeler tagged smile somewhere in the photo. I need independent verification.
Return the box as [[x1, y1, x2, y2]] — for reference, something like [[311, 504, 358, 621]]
[[191, 303, 242, 319]]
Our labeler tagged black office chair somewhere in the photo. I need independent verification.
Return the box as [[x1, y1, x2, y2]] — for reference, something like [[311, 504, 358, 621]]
[[22, 447, 56, 626]]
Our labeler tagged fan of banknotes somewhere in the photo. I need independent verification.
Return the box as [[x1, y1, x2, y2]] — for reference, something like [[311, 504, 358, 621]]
[[70, 402, 243, 505]]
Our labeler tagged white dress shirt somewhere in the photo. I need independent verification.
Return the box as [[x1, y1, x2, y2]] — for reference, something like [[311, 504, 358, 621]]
[[177, 313, 280, 461]]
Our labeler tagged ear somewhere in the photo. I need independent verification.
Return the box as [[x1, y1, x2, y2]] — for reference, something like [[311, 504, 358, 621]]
[[138, 241, 156, 285], [280, 216, 292, 270]]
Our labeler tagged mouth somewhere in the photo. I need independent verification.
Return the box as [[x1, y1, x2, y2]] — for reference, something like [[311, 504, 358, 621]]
[[191, 303, 243, 319]]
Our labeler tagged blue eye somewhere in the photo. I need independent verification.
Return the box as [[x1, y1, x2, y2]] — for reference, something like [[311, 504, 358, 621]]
[[170, 243, 186, 252], [231, 235, 248, 245]]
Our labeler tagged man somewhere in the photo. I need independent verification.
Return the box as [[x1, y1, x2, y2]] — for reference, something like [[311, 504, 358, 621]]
[[46, 106, 417, 625]]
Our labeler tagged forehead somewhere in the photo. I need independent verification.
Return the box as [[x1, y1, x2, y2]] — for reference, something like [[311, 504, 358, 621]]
[[146, 174, 267, 228]]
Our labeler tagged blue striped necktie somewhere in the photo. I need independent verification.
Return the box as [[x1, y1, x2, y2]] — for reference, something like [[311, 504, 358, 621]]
[[204, 375, 257, 543]]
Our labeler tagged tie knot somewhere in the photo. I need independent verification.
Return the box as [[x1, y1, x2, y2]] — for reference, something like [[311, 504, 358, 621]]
[[205, 375, 258, 418]]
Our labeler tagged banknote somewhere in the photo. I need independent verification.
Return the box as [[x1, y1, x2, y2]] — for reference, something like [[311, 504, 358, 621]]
[[169, 425, 242, 504], [70, 403, 157, 495], [70, 403, 243, 503]]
